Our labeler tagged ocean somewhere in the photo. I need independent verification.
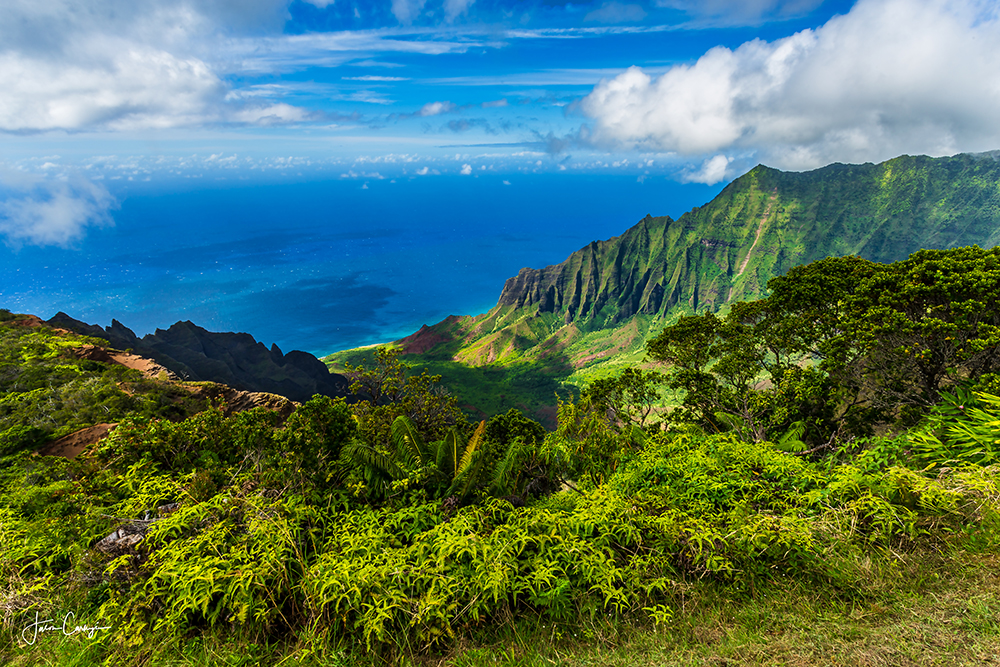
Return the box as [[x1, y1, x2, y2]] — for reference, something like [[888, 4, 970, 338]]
[[1, 173, 725, 356]]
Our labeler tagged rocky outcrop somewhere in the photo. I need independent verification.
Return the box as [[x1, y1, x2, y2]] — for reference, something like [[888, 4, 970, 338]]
[[48, 314, 350, 403], [94, 503, 180, 556]]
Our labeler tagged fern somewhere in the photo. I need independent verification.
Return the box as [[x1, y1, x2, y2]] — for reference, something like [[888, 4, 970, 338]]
[[390, 415, 427, 469]]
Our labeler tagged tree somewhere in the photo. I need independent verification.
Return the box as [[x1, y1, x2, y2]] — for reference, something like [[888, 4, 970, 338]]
[[581, 368, 666, 430], [845, 246, 1000, 413], [646, 246, 1000, 444], [344, 347, 465, 449], [278, 395, 357, 487], [481, 409, 547, 475]]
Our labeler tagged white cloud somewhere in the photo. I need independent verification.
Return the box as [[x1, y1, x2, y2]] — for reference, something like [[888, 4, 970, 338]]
[[0, 170, 117, 247], [0, 1, 478, 132], [584, 2, 647, 24], [0, 1, 301, 132], [391, 0, 427, 24], [415, 166, 430, 175], [460, 163, 472, 175], [342, 75, 410, 81], [0, 43, 226, 131], [231, 103, 312, 125], [225, 31, 478, 76], [580, 0, 1000, 169], [655, 0, 825, 25], [418, 101, 456, 116], [303, 0, 336, 7], [684, 154, 733, 184], [444, 0, 475, 22]]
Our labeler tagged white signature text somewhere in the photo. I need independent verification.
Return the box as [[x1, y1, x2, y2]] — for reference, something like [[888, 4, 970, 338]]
[[21, 611, 112, 646]]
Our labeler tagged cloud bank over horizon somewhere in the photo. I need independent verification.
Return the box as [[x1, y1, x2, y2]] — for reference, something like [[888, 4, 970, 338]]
[[2, 0, 998, 193]]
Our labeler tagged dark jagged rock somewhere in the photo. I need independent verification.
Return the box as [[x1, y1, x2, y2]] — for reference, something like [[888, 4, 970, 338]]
[[47, 314, 350, 403]]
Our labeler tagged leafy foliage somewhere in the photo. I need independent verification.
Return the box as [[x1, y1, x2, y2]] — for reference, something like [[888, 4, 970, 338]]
[[344, 347, 467, 451], [648, 247, 1000, 443], [5, 286, 1000, 665], [0, 322, 206, 465]]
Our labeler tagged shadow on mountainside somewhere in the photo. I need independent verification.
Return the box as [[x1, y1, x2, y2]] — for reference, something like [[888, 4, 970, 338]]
[[327, 319, 579, 430]]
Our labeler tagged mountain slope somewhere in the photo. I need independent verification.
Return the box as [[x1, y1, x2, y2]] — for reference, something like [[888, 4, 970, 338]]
[[395, 152, 1000, 375]]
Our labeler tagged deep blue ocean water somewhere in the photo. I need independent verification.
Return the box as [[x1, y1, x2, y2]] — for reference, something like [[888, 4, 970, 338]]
[[1, 174, 725, 356]]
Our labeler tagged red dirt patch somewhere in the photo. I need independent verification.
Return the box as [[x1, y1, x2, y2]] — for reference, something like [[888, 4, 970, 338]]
[[37, 423, 117, 459], [398, 324, 453, 355], [67, 344, 116, 364], [67, 344, 176, 380], [108, 351, 176, 380], [7, 315, 45, 328]]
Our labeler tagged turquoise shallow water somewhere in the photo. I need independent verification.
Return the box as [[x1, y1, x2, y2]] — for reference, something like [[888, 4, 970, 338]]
[[0, 174, 724, 356]]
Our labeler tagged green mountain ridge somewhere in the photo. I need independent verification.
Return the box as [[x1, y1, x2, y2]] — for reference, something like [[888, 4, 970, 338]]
[[386, 152, 1000, 382]]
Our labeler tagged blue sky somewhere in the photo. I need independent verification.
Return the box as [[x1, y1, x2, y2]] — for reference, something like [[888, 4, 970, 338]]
[[3, 0, 1000, 246], [2, 0, 1000, 351]]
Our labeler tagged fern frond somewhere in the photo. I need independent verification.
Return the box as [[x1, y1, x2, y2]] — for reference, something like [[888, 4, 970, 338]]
[[448, 449, 485, 499], [457, 420, 486, 476], [339, 440, 403, 482], [439, 428, 459, 478], [391, 415, 426, 467]]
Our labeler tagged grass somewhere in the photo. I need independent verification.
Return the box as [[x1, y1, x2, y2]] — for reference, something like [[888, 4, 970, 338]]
[[9, 547, 999, 666], [435, 548, 1000, 667]]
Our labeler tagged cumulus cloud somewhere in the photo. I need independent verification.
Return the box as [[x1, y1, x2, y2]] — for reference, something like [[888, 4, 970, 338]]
[[580, 0, 1000, 169], [0, 45, 226, 131], [0, 0, 296, 132], [584, 2, 647, 24], [684, 154, 733, 184], [0, 0, 390, 132], [418, 101, 457, 116], [460, 163, 473, 175], [0, 171, 117, 247]]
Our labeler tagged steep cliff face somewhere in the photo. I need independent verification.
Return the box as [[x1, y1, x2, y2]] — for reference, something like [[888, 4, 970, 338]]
[[48, 314, 350, 403], [496, 217, 670, 326], [398, 152, 1000, 371]]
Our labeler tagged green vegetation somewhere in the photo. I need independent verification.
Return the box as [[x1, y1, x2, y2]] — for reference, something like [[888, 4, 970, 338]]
[[4, 243, 1000, 665], [382, 153, 1000, 396], [648, 245, 1000, 445], [326, 347, 574, 427], [0, 317, 208, 465]]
